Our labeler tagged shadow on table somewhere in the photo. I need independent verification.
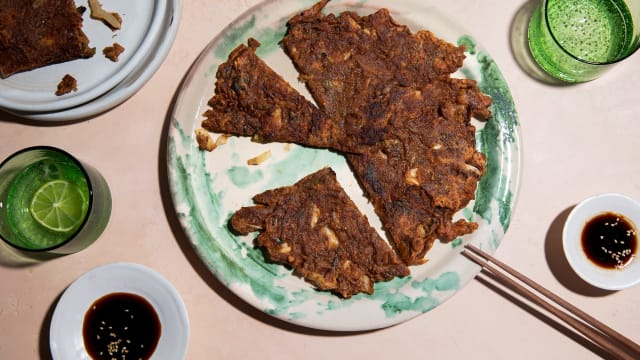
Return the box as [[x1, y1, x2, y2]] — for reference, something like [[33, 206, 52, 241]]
[[0, 242, 66, 268], [38, 291, 63, 360], [475, 273, 616, 359], [0, 109, 30, 124], [508, 0, 571, 86], [0, 107, 95, 126], [156, 83, 374, 337], [474, 205, 619, 359]]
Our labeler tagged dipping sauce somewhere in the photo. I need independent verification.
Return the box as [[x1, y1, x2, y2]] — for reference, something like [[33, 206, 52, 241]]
[[581, 212, 638, 269], [83, 292, 161, 360]]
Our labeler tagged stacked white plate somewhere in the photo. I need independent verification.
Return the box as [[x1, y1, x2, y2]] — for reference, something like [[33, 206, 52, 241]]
[[0, 0, 181, 121]]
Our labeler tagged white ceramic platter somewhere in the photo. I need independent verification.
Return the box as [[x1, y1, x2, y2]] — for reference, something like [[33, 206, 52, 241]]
[[0, 0, 167, 113], [49, 262, 189, 360], [9, 0, 181, 122], [167, 0, 521, 331]]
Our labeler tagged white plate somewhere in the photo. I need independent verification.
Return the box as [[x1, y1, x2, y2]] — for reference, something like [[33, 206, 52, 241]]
[[167, 0, 521, 331], [563, 193, 640, 290], [0, 0, 166, 113], [6, 0, 181, 122], [49, 262, 189, 360]]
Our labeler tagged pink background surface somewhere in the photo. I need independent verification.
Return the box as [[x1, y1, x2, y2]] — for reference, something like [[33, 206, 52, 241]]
[[1, 0, 639, 359]]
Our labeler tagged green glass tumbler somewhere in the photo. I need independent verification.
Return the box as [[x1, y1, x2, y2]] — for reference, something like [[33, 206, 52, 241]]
[[527, 0, 640, 83], [0, 146, 111, 255]]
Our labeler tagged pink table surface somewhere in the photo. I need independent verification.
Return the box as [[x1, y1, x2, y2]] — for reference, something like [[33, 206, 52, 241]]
[[1, 1, 639, 359]]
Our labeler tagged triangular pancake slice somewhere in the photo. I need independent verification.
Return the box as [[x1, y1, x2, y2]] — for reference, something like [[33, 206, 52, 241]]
[[202, 38, 365, 153], [230, 167, 410, 298]]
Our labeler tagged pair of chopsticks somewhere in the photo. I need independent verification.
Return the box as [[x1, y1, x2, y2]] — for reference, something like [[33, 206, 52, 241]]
[[462, 244, 640, 360]]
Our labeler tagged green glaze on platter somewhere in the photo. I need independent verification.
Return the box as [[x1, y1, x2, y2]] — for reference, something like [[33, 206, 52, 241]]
[[167, 0, 521, 331], [458, 34, 478, 55], [213, 16, 257, 59], [475, 50, 520, 232], [227, 166, 263, 188]]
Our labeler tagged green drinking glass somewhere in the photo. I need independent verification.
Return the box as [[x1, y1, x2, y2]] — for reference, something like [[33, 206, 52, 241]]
[[0, 146, 111, 256], [527, 0, 640, 83]]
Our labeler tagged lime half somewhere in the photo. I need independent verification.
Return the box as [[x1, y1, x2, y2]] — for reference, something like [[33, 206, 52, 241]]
[[29, 180, 88, 233]]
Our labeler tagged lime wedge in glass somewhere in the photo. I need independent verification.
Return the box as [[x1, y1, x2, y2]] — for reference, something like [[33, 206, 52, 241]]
[[29, 180, 88, 233]]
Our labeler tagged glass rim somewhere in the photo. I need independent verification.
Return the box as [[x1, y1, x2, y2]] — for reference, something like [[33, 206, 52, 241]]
[[542, 0, 640, 66], [0, 145, 94, 253]]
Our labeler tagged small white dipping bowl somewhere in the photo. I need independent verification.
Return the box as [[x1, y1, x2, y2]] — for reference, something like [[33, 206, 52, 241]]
[[563, 193, 640, 290], [50, 262, 189, 359]]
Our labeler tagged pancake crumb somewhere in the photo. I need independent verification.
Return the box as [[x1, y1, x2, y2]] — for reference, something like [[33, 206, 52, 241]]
[[55, 74, 78, 96], [103, 43, 125, 62]]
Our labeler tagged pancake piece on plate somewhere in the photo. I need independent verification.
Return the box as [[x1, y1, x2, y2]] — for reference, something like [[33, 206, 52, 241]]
[[230, 167, 410, 298], [0, 0, 95, 78], [203, 0, 493, 266], [281, 1, 491, 264]]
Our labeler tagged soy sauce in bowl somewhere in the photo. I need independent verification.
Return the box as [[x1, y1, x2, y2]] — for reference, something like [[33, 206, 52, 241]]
[[581, 212, 638, 269], [83, 292, 161, 360], [563, 193, 640, 290]]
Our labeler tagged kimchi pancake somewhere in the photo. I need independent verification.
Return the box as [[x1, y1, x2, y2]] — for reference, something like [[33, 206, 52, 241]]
[[230, 167, 409, 298]]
